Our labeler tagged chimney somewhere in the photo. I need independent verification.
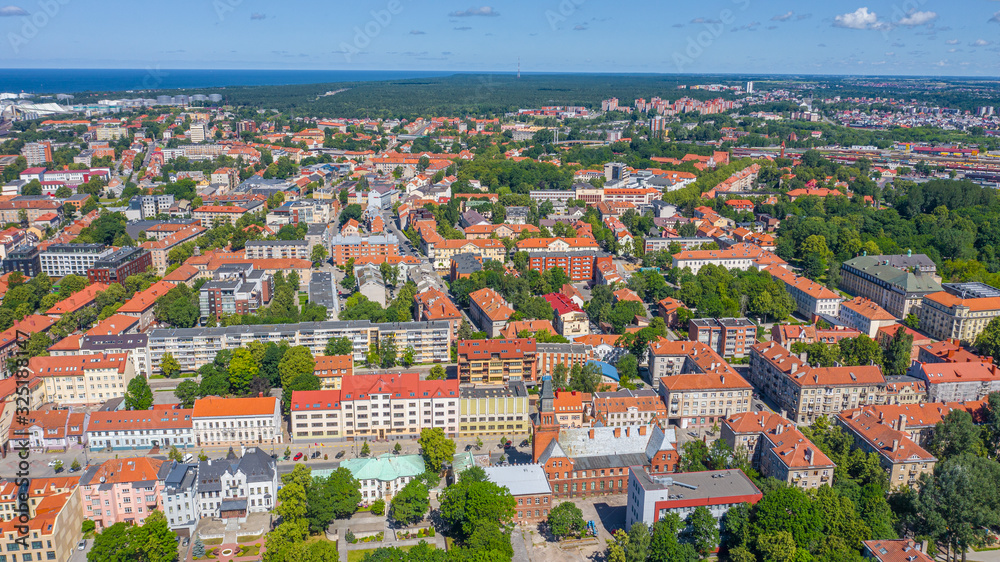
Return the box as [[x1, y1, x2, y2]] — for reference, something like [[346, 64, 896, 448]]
[[898, 414, 907, 432], [614, 427, 621, 438], [589, 429, 595, 440], [625, 427, 630, 437], [892, 439, 899, 452], [258, 392, 264, 398], [639, 425, 647, 436]]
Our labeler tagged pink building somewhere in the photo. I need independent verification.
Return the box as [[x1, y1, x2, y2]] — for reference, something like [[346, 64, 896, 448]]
[[80, 457, 170, 529]]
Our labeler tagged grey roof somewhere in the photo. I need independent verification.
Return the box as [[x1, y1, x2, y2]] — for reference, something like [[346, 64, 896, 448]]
[[942, 282, 1000, 299], [164, 463, 198, 492], [460, 382, 528, 399], [631, 468, 761, 500], [871, 253, 936, 271], [81, 334, 149, 352], [309, 272, 337, 312], [451, 253, 483, 275], [220, 499, 247, 512], [197, 447, 276, 492], [538, 424, 676, 464], [842, 255, 942, 294], [536, 342, 592, 354], [574, 452, 649, 470], [482, 464, 551, 496]]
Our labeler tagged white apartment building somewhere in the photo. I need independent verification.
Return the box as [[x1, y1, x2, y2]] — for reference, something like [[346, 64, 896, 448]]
[[86, 408, 194, 451], [191, 396, 282, 446], [39, 243, 113, 277]]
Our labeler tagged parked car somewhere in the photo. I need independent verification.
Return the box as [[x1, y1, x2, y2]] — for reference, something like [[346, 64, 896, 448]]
[[336, 450, 345, 459], [47, 460, 58, 467], [77, 541, 86, 551], [293, 452, 304, 461]]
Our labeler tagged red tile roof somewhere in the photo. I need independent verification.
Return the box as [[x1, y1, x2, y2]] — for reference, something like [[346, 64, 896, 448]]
[[46, 283, 109, 315], [192, 396, 278, 418]]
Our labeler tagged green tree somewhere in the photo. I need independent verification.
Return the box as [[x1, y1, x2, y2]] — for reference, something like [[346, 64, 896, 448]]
[[160, 352, 181, 378], [976, 317, 1000, 360], [915, 454, 1000, 561], [361, 441, 370, 457], [427, 365, 446, 380], [390, 479, 430, 524], [124, 375, 153, 410], [547, 501, 585, 539], [175, 379, 200, 408], [325, 336, 353, 356], [929, 409, 985, 460], [279, 346, 316, 388], [686, 505, 720, 557], [569, 361, 602, 394], [58, 274, 88, 299], [418, 427, 456, 473], [755, 531, 798, 562], [650, 513, 697, 562], [625, 521, 650, 562], [438, 466, 516, 540], [71, 458, 81, 471], [883, 326, 914, 378], [838, 335, 882, 367], [227, 348, 259, 395], [276, 481, 308, 522], [87, 510, 178, 562], [370, 498, 385, 516]]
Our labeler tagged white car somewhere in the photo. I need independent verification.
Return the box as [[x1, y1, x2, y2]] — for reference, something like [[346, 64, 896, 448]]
[[78, 540, 86, 551], [47, 460, 58, 467]]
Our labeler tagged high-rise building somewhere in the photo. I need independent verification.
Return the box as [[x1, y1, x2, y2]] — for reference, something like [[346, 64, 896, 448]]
[[21, 141, 52, 165], [746, 81, 754, 94]]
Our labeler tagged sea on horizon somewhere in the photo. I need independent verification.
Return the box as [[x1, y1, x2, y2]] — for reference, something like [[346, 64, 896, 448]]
[[0, 68, 453, 95]]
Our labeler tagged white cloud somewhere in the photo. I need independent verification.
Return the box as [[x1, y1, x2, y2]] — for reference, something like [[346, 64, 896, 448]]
[[897, 11, 937, 26], [946, 39, 960, 45], [410, 30, 426, 35], [771, 11, 794, 22], [833, 7, 880, 30], [449, 6, 499, 17], [0, 5, 27, 16], [971, 39, 992, 46], [249, 13, 266, 20], [991, 11, 1000, 24]]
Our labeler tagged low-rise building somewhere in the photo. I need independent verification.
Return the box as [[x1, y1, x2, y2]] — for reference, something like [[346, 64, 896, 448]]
[[721, 411, 835, 489], [86, 247, 153, 285], [118, 280, 177, 331], [191, 396, 282, 447], [551, 390, 590, 428], [483, 464, 553, 525], [839, 297, 898, 338], [459, 382, 531, 437], [658, 369, 753, 429], [340, 454, 425, 502], [86, 407, 194, 451], [313, 354, 353, 389], [80, 457, 170, 529], [193, 447, 279, 521], [591, 389, 668, 428], [543, 292, 590, 338], [535, 342, 593, 379], [7, 409, 86, 451], [919, 285, 1000, 342], [0, 479, 83, 562], [625, 468, 762, 530], [468, 288, 514, 337], [910, 361, 1000, 402], [862, 539, 934, 562]]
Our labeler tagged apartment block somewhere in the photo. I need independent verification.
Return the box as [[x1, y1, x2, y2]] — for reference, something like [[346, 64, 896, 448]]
[[625, 468, 762, 530], [647, 339, 735, 390], [765, 265, 844, 320], [29, 353, 136, 405], [430, 238, 506, 269], [722, 411, 835, 489], [837, 407, 936, 489], [290, 374, 460, 442], [839, 297, 898, 338], [21, 141, 52, 165], [749, 341, 886, 424], [244, 240, 310, 260], [39, 243, 113, 277], [199, 265, 273, 321], [86, 246, 153, 285], [688, 317, 757, 358], [457, 338, 538, 385], [672, 243, 785, 274], [535, 342, 593, 378], [148, 320, 452, 373], [313, 354, 353, 389], [140, 224, 208, 274], [414, 287, 462, 338], [591, 388, 667, 427], [328, 234, 400, 266], [910, 361, 1000, 402], [80, 457, 170, 529], [658, 369, 752, 429], [527, 251, 613, 282], [0, 479, 83, 562]]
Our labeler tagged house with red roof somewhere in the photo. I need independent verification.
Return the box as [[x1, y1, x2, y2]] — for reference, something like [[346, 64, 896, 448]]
[[191, 396, 281, 446], [542, 293, 589, 338]]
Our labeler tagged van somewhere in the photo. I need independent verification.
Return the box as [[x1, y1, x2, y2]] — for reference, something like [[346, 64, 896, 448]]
[[182, 453, 194, 463]]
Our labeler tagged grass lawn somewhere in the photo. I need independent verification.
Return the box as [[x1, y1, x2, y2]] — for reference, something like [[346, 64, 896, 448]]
[[347, 543, 434, 562]]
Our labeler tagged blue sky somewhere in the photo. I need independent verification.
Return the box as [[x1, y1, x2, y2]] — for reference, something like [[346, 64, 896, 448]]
[[1, 0, 999, 75]]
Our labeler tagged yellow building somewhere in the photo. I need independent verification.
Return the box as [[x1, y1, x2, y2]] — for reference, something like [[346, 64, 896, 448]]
[[459, 383, 531, 437], [0, 478, 83, 562]]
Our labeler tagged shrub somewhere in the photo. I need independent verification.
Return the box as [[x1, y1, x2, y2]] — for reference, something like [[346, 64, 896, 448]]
[[371, 498, 385, 516]]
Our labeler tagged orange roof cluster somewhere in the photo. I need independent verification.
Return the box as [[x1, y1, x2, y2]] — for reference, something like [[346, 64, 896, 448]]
[[436, 238, 505, 251], [314, 355, 352, 377], [660, 371, 752, 392], [918, 340, 984, 363], [863, 540, 934, 562], [516, 237, 600, 251], [502, 319, 557, 339], [649, 338, 737, 377], [553, 390, 589, 412], [85, 314, 139, 337], [592, 392, 666, 417], [763, 423, 835, 469], [340, 372, 458, 400], [916, 361, 1000, 384], [673, 242, 785, 266]]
